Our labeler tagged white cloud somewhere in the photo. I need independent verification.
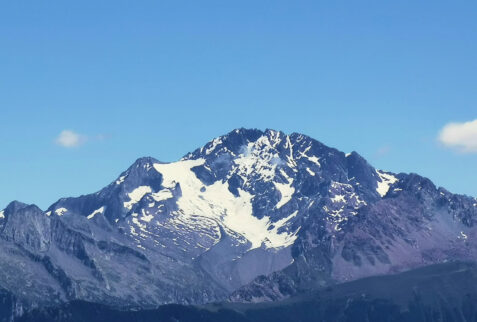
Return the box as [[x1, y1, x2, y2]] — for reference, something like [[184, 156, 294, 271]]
[[55, 130, 86, 148], [438, 119, 477, 153]]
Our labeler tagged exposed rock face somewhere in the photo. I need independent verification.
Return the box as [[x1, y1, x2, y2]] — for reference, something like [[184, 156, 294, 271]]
[[0, 128, 476, 310]]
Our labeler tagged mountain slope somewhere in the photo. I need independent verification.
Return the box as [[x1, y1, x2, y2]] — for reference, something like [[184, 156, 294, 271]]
[[18, 261, 477, 322], [0, 128, 476, 311]]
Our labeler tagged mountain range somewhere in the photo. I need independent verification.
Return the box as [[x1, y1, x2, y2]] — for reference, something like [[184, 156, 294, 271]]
[[1, 128, 476, 320], [17, 261, 477, 322]]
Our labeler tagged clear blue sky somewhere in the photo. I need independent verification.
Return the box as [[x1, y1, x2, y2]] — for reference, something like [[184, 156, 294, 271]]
[[1, 1, 476, 209]]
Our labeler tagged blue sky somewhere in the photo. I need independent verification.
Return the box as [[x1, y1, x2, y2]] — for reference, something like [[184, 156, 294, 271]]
[[1, 1, 476, 209]]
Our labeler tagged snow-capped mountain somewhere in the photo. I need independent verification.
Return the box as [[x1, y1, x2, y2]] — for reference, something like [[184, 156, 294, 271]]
[[1, 128, 476, 310]]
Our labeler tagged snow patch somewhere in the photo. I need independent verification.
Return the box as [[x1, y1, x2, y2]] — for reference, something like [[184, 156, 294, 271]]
[[284, 136, 297, 169], [267, 130, 282, 147], [274, 179, 295, 209], [331, 195, 346, 203], [140, 209, 154, 222], [141, 214, 154, 222], [132, 217, 147, 230], [116, 175, 126, 185], [234, 137, 280, 184], [264, 211, 299, 247], [55, 208, 68, 216], [124, 186, 152, 210], [376, 170, 398, 197], [306, 167, 315, 176], [151, 189, 174, 202], [297, 145, 320, 167], [205, 137, 223, 155], [307, 155, 321, 166], [130, 226, 139, 236], [87, 206, 104, 219], [0, 210, 4, 219]]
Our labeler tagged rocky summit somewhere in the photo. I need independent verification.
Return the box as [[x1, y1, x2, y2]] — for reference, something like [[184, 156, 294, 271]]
[[1, 128, 476, 317]]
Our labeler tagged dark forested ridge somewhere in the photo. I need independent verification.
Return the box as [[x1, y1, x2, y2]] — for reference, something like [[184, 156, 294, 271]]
[[17, 261, 477, 322]]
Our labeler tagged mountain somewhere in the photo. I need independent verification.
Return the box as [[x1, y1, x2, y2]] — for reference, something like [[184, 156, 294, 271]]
[[0, 128, 476, 317], [17, 261, 477, 322]]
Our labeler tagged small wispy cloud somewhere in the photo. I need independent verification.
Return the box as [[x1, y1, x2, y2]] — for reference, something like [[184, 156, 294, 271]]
[[438, 119, 477, 153], [375, 145, 391, 157], [55, 130, 87, 148]]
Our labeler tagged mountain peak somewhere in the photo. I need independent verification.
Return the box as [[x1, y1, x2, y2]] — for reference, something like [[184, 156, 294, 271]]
[[129, 156, 160, 168], [183, 128, 334, 164], [2, 128, 475, 312], [4, 200, 41, 214], [115, 156, 161, 185], [5, 200, 28, 210]]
